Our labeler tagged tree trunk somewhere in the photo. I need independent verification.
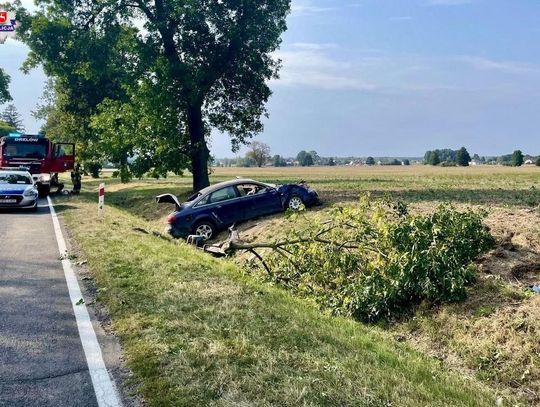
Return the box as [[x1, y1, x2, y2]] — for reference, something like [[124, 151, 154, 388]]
[[187, 104, 210, 191]]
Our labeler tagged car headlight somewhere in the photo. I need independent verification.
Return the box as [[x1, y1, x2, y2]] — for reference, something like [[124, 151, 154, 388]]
[[23, 188, 37, 197]]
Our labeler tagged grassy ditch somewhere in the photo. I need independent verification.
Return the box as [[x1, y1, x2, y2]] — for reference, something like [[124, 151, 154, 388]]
[[56, 191, 508, 406]]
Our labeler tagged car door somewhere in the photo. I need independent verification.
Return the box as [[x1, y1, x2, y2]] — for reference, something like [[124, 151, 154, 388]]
[[205, 186, 243, 226], [251, 187, 283, 217], [50, 143, 75, 172], [237, 183, 282, 219]]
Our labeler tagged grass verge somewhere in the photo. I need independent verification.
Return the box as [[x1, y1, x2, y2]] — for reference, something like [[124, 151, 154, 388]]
[[56, 190, 510, 406]]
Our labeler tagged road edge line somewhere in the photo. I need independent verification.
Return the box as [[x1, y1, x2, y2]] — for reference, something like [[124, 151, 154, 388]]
[[47, 196, 122, 407]]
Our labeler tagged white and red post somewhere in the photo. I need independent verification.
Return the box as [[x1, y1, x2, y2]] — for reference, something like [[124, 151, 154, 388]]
[[98, 183, 105, 217]]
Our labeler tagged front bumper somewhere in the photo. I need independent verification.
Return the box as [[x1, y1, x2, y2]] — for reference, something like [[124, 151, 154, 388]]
[[306, 190, 322, 207], [0, 195, 38, 209]]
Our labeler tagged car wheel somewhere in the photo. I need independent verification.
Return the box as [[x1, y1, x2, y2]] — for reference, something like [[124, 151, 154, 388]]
[[286, 195, 304, 211], [193, 221, 215, 241]]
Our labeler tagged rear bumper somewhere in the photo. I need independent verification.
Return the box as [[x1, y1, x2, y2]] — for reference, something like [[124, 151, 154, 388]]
[[165, 224, 190, 239]]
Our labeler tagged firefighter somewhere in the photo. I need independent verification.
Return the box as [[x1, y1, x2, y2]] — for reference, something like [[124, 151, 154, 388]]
[[71, 164, 82, 195], [51, 173, 64, 194]]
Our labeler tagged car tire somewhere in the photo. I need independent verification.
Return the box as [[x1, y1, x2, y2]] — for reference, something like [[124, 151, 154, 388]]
[[286, 194, 304, 211], [193, 220, 216, 241], [38, 184, 50, 198]]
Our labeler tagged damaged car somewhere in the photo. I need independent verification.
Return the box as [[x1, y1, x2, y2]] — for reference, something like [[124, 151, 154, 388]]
[[156, 178, 320, 240]]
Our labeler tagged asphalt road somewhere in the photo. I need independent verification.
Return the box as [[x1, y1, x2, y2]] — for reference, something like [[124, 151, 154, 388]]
[[0, 199, 98, 406]]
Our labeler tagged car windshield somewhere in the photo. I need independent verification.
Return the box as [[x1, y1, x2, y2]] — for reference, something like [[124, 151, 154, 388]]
[[3, 141, 48, 159], [0, 173, 32, 185]]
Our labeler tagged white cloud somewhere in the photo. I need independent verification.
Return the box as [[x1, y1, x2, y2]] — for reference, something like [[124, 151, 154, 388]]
[[291, 1, 336, 15], [272, 47, 375, 91], [458, 56, 539, 74], [290, 42, 339, 50]]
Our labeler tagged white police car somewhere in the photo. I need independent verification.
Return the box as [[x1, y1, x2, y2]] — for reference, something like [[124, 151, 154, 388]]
[[0, 168, 39, 211]]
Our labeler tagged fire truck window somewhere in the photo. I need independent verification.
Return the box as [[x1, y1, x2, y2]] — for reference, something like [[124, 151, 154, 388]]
[[56, 145, 65, 157], [55, 144, 73, 157], [3, 143, 47, 159]]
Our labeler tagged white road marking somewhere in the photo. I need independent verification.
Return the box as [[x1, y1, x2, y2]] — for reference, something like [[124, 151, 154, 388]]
[[47, 196, 122, 407]]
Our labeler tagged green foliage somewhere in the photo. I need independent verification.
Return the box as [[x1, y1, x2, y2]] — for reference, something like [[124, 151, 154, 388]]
[[273, 154, 287, 167], [0, 120, 16, 137], [426, 151, 440, 165], [536, 157, 540, 167], [296, 150, 307, 165], [327, 157, 336, 166], [402, 159, 410, 166], [246, 141, 271, 167], [440, 160, 457, 167], [296, 150, 314, 166], [366, 156, 376, 165], [511, 150, 524, 167], [264, 198, 494, 321], [85, 161, 103, 178], [0, 69, 12, 104], [303, 153, 314, 166], [456, 147, 471, 166], [424, 148, 472, 166], [1, 104, 25, 131]]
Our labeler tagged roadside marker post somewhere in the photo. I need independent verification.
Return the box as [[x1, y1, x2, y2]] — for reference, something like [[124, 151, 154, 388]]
[[98, 183, 105, 217]]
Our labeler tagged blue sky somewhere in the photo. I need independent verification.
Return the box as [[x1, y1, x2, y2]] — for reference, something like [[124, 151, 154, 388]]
[[2, 0, 540, 158]]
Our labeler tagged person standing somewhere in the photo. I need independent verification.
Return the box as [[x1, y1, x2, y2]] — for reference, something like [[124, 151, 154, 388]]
[[71, 164, 82, 194]]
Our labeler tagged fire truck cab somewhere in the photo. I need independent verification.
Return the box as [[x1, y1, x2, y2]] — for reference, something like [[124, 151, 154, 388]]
[[0, 133, 75, 197]]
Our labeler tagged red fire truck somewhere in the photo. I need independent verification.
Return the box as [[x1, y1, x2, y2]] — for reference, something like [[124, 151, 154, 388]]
[[0, 133, 75, 197]]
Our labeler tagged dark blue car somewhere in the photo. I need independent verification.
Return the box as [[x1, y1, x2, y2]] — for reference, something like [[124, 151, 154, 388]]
[[156, 178, 320, 240]]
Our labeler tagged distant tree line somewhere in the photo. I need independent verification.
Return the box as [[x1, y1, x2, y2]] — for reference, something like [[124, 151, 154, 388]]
[[424, 147, 537, 167], [216, 144, 539, 169], [424, 147, 471, 166], [216, 146, 418, 168]]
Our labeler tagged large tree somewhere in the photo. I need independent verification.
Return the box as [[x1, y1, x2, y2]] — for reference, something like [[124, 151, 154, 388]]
[[18, 12, 143, 164], [427, 151, 440, 166], [1, 104, 24, 131], [0, 69, 11, 104], [511, 150, 524, 167], [456, 147, 471, 167], [19, 0, 291, 191], [246, 141, 270, 168]]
